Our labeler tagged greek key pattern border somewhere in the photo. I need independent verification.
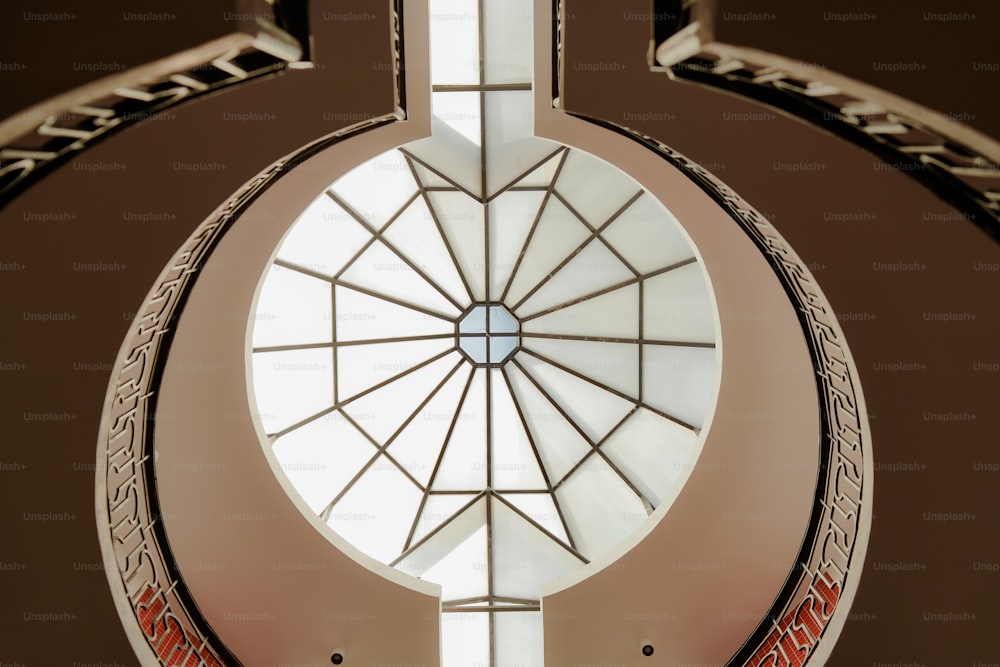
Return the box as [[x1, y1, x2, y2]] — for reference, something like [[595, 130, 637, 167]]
[[99, 114, 396, 667], [669, 50, 1000, 243], [0, 35, 293, 207], [573, 113, 867, 667]]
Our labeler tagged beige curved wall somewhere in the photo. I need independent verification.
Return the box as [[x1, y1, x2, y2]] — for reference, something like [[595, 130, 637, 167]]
[[150, 9, 820, 666]]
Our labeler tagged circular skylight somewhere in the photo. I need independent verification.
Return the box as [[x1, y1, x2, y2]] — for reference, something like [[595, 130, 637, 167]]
[[249, 1, 718, 663], [250, 141, 719, 663]]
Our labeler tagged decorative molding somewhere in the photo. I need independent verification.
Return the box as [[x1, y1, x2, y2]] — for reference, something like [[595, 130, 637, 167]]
[[95, 113, 397, 667], [0, 18, 304, 208], [572, 113, 870, 667], [660, 46, 1000, 243]]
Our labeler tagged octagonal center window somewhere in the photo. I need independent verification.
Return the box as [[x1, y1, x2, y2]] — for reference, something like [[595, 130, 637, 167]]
[[457, 304, 520, 366]]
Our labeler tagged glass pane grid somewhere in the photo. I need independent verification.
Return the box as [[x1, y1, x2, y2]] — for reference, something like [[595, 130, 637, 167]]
[[249, 2, 719, 664]]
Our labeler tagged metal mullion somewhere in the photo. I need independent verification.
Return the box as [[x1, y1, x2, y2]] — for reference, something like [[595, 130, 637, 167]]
[[424, 186, 461, 192], [507, 356, 666, 504], [506, 186, 550, 191], [497, 368, 581, 553], [442, 595, 490, 607], [520, 332, 714, 348], [269, 404, 337, 441], [402, 367, 477, 551], [508, 357, 599, 448], [318, 411, 389, 522], [518, 256, 699, 322], [333, 278, 453, 321], [400, 148, 482, 202], [638, 280, 643, 403], [517, 347, 639, 410], [273, 258, 335, 283], [511, 190, 644, 312], [432, 83, 532, 92], [252, 342, 333, 354], [403, 155, 477, 301], [327, 188, 418, 236], [334, 332, 455, 348], [489, 596, 540, 606], [551, 407, 639, 496], [486, 146, 565, 203], [442, 605, 541, 613], [334, 348, 455, 411], [382, 358, 467, 451], [389, 490, 487, 567], [499, 149, 570, 302], [520, 345, 695, 430], [329, 191, 466, 312], [321, 360, 466, 523], [332, 279, 338, 404], [490, 491, 588, 564]]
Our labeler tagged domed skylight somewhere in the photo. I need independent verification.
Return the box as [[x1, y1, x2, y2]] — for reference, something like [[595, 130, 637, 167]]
[[249, 0, 719, 664]]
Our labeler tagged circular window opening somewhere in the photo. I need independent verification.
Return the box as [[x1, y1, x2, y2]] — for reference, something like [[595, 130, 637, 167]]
[[248, 3, 719, 662], [457, 304, 520, 366]]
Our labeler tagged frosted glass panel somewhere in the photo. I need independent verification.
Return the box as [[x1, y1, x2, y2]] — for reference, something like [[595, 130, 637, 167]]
[[556, 456, 648, 560], [504, 363, 592, 482], [398, 498, 486, 576], [489, 191, 545, 298], [490, 370, 547, 490], [411, 161, 452, 188], [490, 497, 582, 599], [342, 353, 462, 444], [441, 609, 490, 667], [601, 408, 699, 508], [336, 337, 454, 401], [327, 454, 422, 563], [521, 337, 639, 398], [522, 283, 639, 339], [433, 369, 488, 490], [501, 492, 569, 545], [644, 263, 717, 344], [403, 520, 490, 601], [555, 150, 641, 228], [387, 366, 472, 486], [383, 197, 470, 305], [276, 196, 372, 278], [272, 412, 376, 514], [505, 197, 590, 305], [252, 348, 333, 434], [406, 120, 483, 197], [427, 191, 486, 300], [601, 193, 695, 273], [433, 91, 482, 146], [518, 239, 634, 316], [643, 345, 717, 429], [484, 92, 560, 195], [482, 0, 533, 83], [331, 149, 416, 230], [513, 151, 562, 187], [334, 286, 453, 342], [494, 611, 544, 667], [252, 264, 331, 348], [516, 354, 634, 443], [429, 0, 480, 85], [340, 241, 461, 317], [412, 493, 478, 544]]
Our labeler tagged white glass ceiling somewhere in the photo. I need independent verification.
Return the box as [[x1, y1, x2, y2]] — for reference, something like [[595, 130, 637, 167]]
[[250, 1, 719, 664]]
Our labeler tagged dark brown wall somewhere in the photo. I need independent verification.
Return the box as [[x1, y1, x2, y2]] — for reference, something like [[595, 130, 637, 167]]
[[1, 0, 998, 665]]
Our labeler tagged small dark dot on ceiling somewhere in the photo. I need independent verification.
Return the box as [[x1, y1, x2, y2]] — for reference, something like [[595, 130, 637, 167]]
[[642, 643, 655, 656]]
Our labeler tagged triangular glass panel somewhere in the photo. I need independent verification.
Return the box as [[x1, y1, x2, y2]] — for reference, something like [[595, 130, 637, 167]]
[[514, 353, 634, 443], [341, 352, 463, 445]]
